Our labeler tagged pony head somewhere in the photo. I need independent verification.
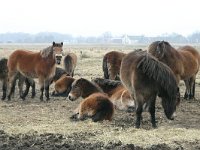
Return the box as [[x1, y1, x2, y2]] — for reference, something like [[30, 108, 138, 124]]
[[53, 41, 63, 65], [68, 78, 83, 101], [161, 87, 180, 120], [148, 41, 170, 59]]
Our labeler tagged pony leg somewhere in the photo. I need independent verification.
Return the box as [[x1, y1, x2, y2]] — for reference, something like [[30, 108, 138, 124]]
[[18, 74, 26, 100], [1, 79, 8, 100], [40, 86, 44, 101], [189, 76, 196, 99], [134, 98, 143, 128], [21, 78, 31, 99], [44, 80, 50, 101], [7, 73, 18, 100], [148, 95, 157, 128], [184, 79, 190, 99]]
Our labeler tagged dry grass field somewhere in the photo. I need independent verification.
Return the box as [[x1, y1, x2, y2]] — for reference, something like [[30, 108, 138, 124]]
[[0, 43, 200, 150]]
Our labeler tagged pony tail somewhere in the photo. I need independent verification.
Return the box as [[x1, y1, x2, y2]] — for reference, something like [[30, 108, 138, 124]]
[[64, 55, 72, 75], [137, 54, 178, 98], [103, 56, 109, 79]]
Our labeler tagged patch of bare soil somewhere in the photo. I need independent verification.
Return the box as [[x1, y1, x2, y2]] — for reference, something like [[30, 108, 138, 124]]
[[1, 130, 199, 150]]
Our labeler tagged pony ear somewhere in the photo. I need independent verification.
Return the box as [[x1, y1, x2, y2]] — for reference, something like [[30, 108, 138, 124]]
[[53, 41, 55, 46], [61, 42, 63, 46]]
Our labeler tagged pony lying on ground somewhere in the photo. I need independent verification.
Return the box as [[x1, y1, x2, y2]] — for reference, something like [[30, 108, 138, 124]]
[[120, 50, 180, 128], [7, 42, 63, 101], [148, 41, 200, 99], [92, 78, 134, 112], [102, 51, 126, 80], [63, 53, 77, 77], [52, 75, 75, 97], [68, 78, 114, 122]]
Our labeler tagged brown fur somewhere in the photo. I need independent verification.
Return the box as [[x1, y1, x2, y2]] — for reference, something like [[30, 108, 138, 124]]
[[72, 93, 114, 122], [68, 78, 114, 122], [52, 75, 75, 96], [63, 53, 77, 77], [92, 78, 134, 111], [7, 42, 63, 101], [103, 51, 126, 80], [120, 50, 179, 128], [148, 41, 200, 99]]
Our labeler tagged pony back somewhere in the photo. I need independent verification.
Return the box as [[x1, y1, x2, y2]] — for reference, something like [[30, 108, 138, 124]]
[[137, 53, 178, 99]]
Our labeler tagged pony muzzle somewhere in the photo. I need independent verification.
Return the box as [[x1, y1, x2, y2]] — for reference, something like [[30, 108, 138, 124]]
[[68, 93, 76, 101], [55, 54, 63, 64]]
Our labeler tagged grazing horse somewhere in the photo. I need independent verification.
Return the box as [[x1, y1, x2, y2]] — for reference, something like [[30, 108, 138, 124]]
[[120, 50, 180, 128], [148, 41, 200, 99], [52, 75, 75, 97], [7, 42, 63, 101], [92, 78, 134, 111], [63, 53, 77, 77], [103, 51, 126, 80], [68, 78, 114, 122], [0, 58, 8, 100]]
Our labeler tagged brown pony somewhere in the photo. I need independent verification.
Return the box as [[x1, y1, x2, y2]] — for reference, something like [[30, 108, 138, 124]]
[[7, 42, 63, 101], [92, 78, 134, 111], [63, 53, 77, 77], [68, 78, 114, 122], [0, 58, 35, 100], [103, 51, 126, 80], [52, 75, 75, 97], [148, 41, 200, 99], [120, 50, 180, 128]]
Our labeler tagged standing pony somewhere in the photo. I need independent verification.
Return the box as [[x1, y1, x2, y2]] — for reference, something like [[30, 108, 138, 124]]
[[148, 41, 200, 99], [68, 78, 114, 122], [0, 58, 35, 100], [7, 42, 63, 101], [63, 53, 77, 77], [92, 78, 134, 111], [120, 50, 179, 128], [103, 51, 126, 80]]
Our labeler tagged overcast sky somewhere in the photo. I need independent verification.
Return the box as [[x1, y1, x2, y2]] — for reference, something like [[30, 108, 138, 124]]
[[0, 0, 199, 36]]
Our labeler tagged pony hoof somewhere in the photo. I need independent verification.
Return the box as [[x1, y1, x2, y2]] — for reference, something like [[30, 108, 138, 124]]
[[1, 97, 6, 100]]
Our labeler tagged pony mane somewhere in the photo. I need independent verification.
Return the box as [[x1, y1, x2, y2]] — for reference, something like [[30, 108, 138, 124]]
[[92, 78, 122, 88], [137, 52, 177, 99], [73, 78, 103, 92], [40, 46, 53, 58]]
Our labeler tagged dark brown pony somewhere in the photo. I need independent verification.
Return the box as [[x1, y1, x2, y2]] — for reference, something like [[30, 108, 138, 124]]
[[148, 41, 200, 99], [68, 78, 114, 122], [63, 53, 77, 77], [92, 78, 134, 111], [52, 75, 75, 97], [103, 51, 126, 80], [120, 50, 180, 128], [50, 67, 68, 83], [7, 42, 63, 101]]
